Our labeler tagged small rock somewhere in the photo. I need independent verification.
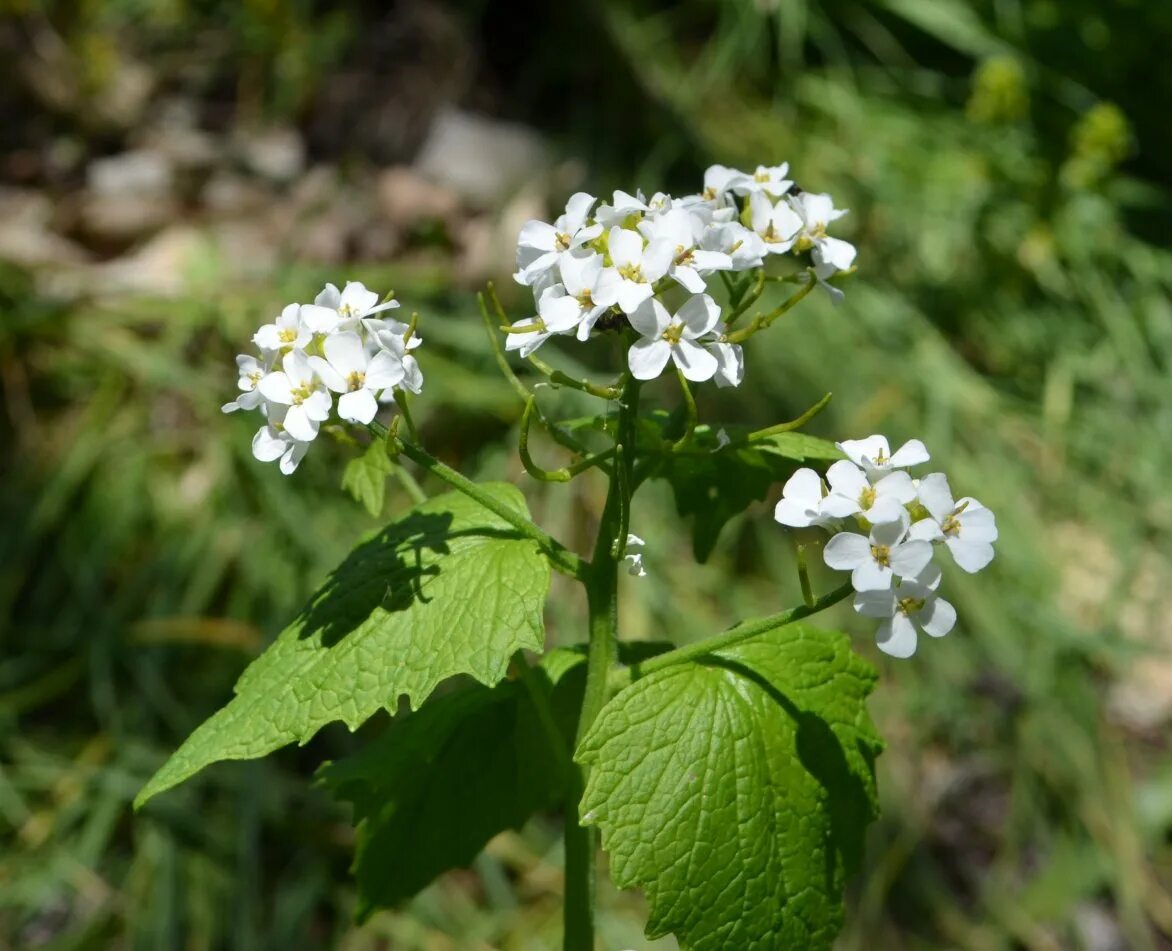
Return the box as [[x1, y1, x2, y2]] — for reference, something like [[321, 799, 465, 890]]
[[459, 186, 546, 285], [88, 150, 173, 197], [0, 188, 89, 269], [78, 150, 177, 246], [235, 127, 306, 183], [202, 172, 273, 218], [89, 226, 206, 297], [376, 166, 460, 230], [414, 108, 549, 208]]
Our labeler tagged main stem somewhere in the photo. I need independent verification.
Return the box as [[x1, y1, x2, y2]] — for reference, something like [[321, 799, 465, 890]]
[[563, 377, 639, 951]]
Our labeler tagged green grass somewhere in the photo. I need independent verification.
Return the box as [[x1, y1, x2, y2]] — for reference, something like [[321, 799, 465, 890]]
[[4, 0, 1172, 947]]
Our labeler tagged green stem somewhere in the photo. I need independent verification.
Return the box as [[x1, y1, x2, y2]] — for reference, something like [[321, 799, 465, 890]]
[[723, 268, 766, 327], [394, 390, 421, 442], [747, 391, 833, 442], [724, 270, 818, 345], [390, 437, 589, 582], [528, 352, 623, 400], [519, 397, 615, 483], [563, 377, 639, 951], [608, 581, 854, 691], [671, 369, 698, 452]]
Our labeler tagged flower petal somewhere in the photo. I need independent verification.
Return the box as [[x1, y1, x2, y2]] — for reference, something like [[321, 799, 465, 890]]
[[258, 371, 294, 404], [628, 298, 670, 339], [338, 389, 378, 424], [627, 338, 672, 381], [915, 472, 955, 522], [823, 532, 871, 570], [283, 404, 319, 442], [919, 597, 956, 638], [837, 435, 890, 469], [890, 439, 930, 468], [876, 613, 918, 658], [671, 339, 719, 382], [676, 294, 721, 338], [889, 539, 934, 579], [366, 350, 406, 389], [852, 560, 893, 592], [945, 537, 995, 573]]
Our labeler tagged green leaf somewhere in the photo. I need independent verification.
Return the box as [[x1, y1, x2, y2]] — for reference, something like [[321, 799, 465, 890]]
[[318, 648, 583, 916], [318, 640, 674, 916], [655, 430, 842, 562], [341, 440, 394, 517], [576, 624, 882, 951], [136, 484, 550, 808]]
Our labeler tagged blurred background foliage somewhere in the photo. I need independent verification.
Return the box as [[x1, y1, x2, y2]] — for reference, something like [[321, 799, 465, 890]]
[[2, 0, 1172, 948]]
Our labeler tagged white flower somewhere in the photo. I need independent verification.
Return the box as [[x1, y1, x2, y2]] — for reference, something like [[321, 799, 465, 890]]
[[307, 332, 405, 425], [908, 473, 998, 572], [853, 563, 957, 658], [821, 460, 915, 525], [823, 512, 934, 592], [837, 434, 930, 478], [773, 468, 836, 529], [257, 350, 333, 441], [301, 281, 399, 334], [639, 207, 732, 293], [788, 192, 856, 272], [733, 163, 793, 198], [514, 192, 602, 286], [595, 189, 649, 228], [365, 318, 424, 395], [222, 353, 271, 413], [623, 533, 647, 577], [594, 227, 673, 315], [536, 252, 609, 341], [251, 404, 310, 475], [708, 339, 744, 388], [695, 164, 749, 205], [749, 191, 803, 254], [504, 307, 575, 358], [627, 294, 721, 382], [253, 303, 311, 352], [700, 221, 766, 271]]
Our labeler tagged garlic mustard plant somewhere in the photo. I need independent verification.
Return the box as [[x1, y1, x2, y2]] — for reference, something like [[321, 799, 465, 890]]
[[141, 162, 997, 951]]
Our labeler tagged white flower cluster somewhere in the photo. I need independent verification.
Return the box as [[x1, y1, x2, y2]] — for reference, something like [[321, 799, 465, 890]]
[[774, 435, 998, 658], [509, 164, 856, 385], [222, 281, 422, 474]]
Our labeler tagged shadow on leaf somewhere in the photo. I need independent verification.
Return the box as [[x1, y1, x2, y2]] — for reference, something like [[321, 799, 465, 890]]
[[700, 655, 879, 886], [296, 511, 528, 647]]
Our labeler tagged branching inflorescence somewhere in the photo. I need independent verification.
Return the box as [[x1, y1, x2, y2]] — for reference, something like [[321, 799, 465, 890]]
[[183, 161, 1000, 949]]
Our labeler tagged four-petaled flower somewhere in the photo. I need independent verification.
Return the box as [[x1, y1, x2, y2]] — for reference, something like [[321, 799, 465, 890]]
[[258, 350, 333, 441], [821, 460, 915, 525], [749, 191, 803, 254], [595, 227, 673, 315], [639, 208, 732, 294], [515, 192, 603, 286], [852, 563, 957, 658], [734, 163, 793, 198], [222, 353, 271, 413], [788, 192, 857, 272], [253, 303, 311, 353], [308, 332, 405, 425], [909, 473, 999, 572], [774, 468, 836, 529], [823, 512, 934, 592], [837, 434, 930, 478], [301, 281, 399, 334], [627, 294, 722, 382]]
